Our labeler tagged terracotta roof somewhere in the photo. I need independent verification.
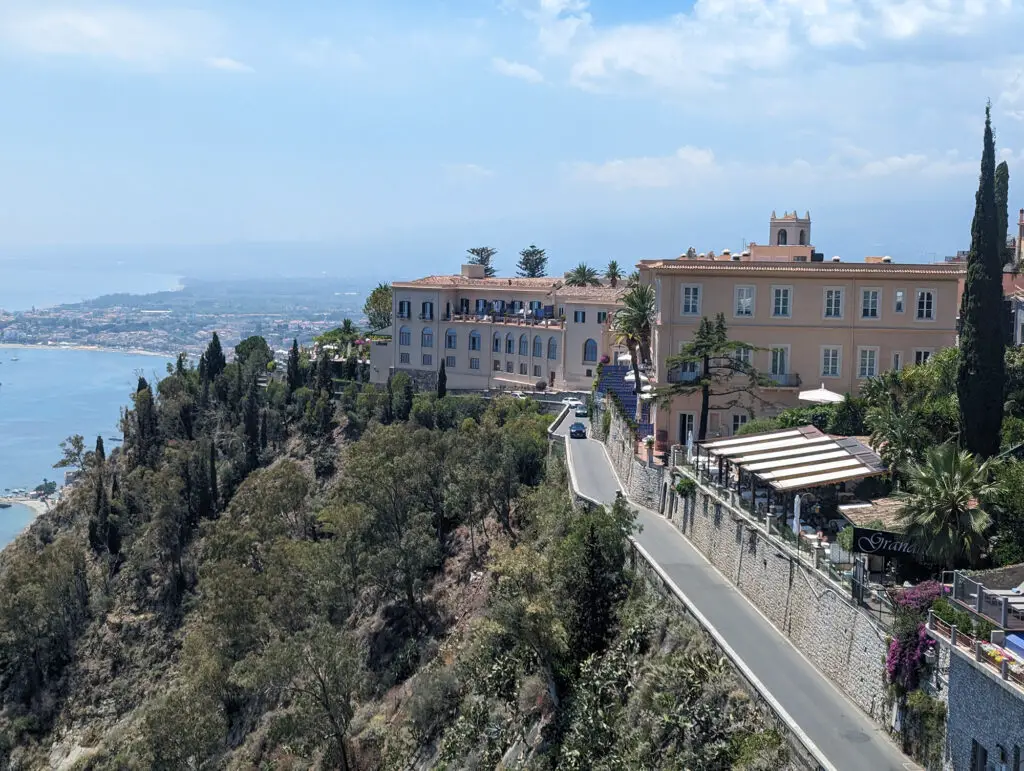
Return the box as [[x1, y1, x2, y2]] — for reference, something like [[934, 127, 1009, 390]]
[[394, 276, 558, 290], [638, 260, 964, 278], [556, 285, 626, 303], [393, 276, 625, 304], [838, 497, 905, 531]]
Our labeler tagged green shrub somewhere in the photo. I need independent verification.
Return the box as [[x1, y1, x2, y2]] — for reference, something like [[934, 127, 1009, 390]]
[[406, 666, 462, 742], [675, 477, 696, 497], [736, 417, 780, 436], [601, 409, 611, 438]]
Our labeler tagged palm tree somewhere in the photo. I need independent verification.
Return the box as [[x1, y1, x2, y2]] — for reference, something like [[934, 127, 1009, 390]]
[[896, 444, 1000, 569], [605, 260, 622, 287], [612, 284, 657, 417], [866, 401, 927, 487], [564, 263, 602, 287], [626, 270, 641, 288]]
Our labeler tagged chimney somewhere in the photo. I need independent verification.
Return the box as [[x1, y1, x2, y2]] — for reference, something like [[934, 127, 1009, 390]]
[[831, 255, 841, 263], [461, 264, 485, 279], [882, 255, 892, 263]]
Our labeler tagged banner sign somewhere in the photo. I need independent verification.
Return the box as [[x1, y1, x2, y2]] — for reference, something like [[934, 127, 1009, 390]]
[[851, 527, 922, 560]]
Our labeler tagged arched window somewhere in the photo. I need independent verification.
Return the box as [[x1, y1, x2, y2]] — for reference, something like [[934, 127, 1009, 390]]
[[519, 334, 529, 356], [533, 335, 543, 358], [399, 326, 411, 346], [469, 330, 481, 351], [506, 333, 515, 354], [798, 229, 806, 246], [583, 339, 598, 362], [548, 337, 558, 360], [421, 327, 433, 348], [777, 229, 788, 246], [493, 333, 501, 353], [445, 329, 457, 349]]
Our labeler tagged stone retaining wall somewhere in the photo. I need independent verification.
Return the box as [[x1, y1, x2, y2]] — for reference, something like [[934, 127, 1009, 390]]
[[596, 403, 668, 510], [598, 406, 892, 729]]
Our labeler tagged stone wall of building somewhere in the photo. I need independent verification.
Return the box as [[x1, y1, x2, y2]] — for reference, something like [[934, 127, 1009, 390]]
[[945, 648, 1024, 770]]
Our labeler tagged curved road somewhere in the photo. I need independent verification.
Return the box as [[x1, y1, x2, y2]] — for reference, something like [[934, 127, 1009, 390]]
[[558, 420, 915, 771]]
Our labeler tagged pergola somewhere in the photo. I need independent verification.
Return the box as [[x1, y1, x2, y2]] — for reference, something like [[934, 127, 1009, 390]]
[[693, 425, 886, 509]]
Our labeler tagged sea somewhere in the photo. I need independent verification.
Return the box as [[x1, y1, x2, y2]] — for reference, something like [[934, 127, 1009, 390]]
[[0, 346, 174, 548], [0, 266, 182, 312]]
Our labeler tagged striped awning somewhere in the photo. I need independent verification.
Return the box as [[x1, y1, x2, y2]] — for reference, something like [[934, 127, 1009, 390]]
[[698, 425, 886, 491]]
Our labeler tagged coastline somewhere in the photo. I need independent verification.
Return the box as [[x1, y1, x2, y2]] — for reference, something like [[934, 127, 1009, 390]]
[[0, 342, 174, 359], [0, 497, 50, 517]]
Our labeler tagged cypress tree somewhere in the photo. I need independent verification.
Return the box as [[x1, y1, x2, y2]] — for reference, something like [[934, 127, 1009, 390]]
[[205, 332, 227, 380], [957, 105, 1006, 459], [94, 435, 105, 465], [437, 360, 447, 398], [997, 160, 1011, 264], [243, 377, 261, 472], [315, 350, 333, 396], [259, 410, 268, 450], [287, 339, 301, 395]]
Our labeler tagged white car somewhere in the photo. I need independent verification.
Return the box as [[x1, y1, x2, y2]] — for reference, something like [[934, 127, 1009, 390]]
[[510, 391, 526, 399], [562, 397, 582, 407]]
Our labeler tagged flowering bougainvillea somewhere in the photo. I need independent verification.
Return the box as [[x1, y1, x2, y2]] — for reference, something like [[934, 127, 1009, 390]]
[[887, 624, 936, 694], [894, 581, 944, 613]]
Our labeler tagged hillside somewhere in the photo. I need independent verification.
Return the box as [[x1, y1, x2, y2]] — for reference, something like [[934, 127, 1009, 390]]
[[0, 334, 789, 770]]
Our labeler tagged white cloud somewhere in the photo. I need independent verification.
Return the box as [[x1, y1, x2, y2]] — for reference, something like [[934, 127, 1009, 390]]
[[492, 56, 544, 83], [444, 163, 495, 182], [0, 5, 220, 67], [568, 144, 984, 189], [517, 0, 1017, 93], [207, 57, 253, 74]]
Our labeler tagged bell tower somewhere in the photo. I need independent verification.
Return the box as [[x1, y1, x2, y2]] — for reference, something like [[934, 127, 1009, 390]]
[[769, 210, 812, 248]]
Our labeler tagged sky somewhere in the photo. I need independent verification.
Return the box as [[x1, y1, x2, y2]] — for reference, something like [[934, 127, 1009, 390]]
[[1, 0, 1024, 280]]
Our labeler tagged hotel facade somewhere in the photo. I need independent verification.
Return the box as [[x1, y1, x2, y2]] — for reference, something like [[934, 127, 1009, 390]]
[[370, 263, 624, 392], [371, 213, 965, 435], [639, 213, 963, 445]]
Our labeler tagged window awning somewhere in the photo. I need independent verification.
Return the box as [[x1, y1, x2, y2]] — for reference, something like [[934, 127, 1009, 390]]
[[698, 425, 886, 491]]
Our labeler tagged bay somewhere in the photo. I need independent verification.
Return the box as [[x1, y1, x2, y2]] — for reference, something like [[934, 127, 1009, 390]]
[[0, 503, 35, 547], [0, 346, 173, 547]]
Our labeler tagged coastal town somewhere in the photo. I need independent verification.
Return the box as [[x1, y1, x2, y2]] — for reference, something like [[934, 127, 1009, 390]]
[[0, 277, 366, 357]]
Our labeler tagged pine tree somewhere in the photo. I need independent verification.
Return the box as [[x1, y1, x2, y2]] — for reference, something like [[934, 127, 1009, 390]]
[[437, 360, 447, 398], [466, 246, 497, 277], [287, 339, 302, 395], [205, 333, 226, 381], [516, 245, 547, 278], [997, 160, 1011, 264], [957, 105, 1006, 459]]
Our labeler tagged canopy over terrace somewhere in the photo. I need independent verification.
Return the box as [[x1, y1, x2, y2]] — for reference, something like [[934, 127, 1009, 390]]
[[695, 425, 886, 492]]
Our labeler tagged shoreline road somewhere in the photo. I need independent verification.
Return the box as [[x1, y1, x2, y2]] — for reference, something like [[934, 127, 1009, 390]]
[[560, 427, 916, 771]]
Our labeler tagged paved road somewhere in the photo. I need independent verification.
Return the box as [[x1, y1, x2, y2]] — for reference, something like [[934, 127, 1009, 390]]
[[561, 430, 914, 771]]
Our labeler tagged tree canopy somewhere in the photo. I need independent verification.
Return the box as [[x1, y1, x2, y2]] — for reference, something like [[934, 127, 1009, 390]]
[[516, 245, 547, 278], [564, 263, 601, 287], [363, 283, 392, 332], [466, 246, 497, 277]]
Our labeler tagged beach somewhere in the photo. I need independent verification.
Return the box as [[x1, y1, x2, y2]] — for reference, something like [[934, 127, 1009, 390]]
[[3, 497, 51, 517]]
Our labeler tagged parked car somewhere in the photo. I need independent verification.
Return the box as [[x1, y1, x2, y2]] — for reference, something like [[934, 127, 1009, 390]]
[[574, 404, 589, 418], [569, 422, 587, 439], [509, 391, 526, 399]]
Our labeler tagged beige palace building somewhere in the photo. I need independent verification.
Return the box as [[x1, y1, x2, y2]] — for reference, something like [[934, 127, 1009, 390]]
[[638, 213, 964, 444], [370, 264, 623, 391]]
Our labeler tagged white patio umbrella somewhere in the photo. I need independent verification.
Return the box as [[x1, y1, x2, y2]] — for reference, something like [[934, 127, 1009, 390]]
[[640, 392, 654, 401], [792, 494, 802, 535], [624, 371, 650, 383], [686, 430, 694, 462], [617, 352, 632, 363], [641, 383, 655, 393], [798, 383, 845, 404]]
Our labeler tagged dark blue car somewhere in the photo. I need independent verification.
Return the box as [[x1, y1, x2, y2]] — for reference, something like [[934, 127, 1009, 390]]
[[569, 422, 587, 439]]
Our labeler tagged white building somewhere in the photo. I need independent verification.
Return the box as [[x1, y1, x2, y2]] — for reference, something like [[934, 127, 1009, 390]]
[[370, 264, 624, 392]]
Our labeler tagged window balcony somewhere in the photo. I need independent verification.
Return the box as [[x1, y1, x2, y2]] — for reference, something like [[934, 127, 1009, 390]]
[[445, 312, 564, 329], [766, 372, 801, 388], [667, 368, 700, 384], [418, 313, 433, 321]]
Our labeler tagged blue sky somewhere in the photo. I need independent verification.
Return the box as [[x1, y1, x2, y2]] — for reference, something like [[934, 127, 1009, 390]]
[[1, 0, 1024, 279]]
